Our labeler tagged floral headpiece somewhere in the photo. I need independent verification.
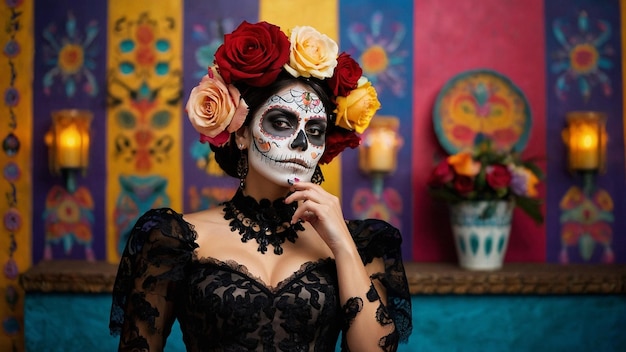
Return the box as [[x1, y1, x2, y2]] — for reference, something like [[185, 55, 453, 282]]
[[186, 20, 381, 164]]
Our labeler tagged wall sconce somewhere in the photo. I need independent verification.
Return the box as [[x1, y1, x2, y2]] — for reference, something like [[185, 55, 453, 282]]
[[45, 109, 93, 193], [359, 116, 403, 196], [562, 111, 607, 193]]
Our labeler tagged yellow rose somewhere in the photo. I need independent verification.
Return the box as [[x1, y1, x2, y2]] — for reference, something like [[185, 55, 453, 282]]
[[334, 79, 380, 134], [284, 26, 338, 79], [186, 66, 248, 143], [448, 152, 481, 177]]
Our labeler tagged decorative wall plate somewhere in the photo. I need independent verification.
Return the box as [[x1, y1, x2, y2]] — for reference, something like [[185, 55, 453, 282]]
[[433, 69, 532, 154]]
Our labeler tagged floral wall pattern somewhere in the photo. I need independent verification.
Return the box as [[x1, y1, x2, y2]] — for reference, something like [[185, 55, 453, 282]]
[[0, 0, 625, 349], [545, 0, 624, 264], [105, 3, 184, 261], [32, 0, 108, 264], [0, 0, 33, 350]]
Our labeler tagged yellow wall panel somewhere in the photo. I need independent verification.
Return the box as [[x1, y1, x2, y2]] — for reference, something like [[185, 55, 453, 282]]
[[0, 1, 33, 350], [106, 0, 183, 262]]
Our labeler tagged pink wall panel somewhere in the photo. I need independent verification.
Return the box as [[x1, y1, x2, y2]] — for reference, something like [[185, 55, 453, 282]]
[[412, 0, 547, 261]]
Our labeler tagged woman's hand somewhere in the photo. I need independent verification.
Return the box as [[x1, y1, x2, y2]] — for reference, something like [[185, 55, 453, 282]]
[[284, 181, 354, 254]]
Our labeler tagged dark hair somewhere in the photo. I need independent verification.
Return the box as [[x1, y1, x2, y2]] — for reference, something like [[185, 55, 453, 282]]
[[211, 72, 337, 178]]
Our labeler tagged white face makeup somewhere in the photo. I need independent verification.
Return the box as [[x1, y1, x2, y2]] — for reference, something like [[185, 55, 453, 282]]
[[247, 83, 327, 187]]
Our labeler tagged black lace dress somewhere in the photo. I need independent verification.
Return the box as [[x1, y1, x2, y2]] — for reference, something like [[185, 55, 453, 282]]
[[109, 208, 412, 351]]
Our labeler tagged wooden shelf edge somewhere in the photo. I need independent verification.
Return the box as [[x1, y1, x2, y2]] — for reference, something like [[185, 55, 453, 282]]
[[19, 260, 626, 295], [405, 262, 626, 295], [20, 260, 118, 293]]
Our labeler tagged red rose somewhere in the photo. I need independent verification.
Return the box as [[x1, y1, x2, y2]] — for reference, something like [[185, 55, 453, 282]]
[[319, 128, 361, 164], [199, 130, 230, 146], [328, 52, 362, 97], [214, 21, 290, 87], [453, 175, 474, 195], [428, 160, 454, 187], [486, 164, 512, 190]]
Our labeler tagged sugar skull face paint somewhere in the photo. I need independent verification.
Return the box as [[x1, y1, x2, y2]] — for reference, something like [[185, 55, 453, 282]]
[[248, 83, 327, 186]]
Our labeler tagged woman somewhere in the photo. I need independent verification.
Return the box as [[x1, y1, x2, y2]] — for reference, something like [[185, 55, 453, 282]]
[[110, 20, 412, 351]]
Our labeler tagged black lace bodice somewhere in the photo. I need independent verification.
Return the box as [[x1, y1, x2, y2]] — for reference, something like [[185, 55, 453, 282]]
[[110, 208, 412, 351]]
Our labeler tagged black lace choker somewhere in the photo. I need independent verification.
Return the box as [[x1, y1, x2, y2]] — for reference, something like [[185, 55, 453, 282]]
[[222, 188, 304, 255]]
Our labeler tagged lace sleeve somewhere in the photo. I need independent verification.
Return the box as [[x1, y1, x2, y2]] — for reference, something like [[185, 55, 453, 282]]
[[109, 208, 198, 351], [347, 219, 413, 343]]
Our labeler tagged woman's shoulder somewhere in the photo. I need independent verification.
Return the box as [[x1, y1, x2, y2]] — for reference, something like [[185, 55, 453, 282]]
[[345, 218, 403, 263], [183, 206, 225, 229], [129, 207, 197, 248], [182, 206, 233, 254], [136, 207, 190, 232]]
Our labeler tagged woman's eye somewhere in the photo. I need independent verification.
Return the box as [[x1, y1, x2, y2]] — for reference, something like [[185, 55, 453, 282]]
[[273, 119, 292, 130], [306, 121, 327, 141], [307, 126, 323, 136]]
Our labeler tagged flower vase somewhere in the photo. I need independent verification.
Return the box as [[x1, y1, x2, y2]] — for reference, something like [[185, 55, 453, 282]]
[[449, 200, 514, 270]]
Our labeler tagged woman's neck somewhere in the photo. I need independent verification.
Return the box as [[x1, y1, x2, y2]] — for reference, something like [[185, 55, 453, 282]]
[[242, 170, 291, 201]]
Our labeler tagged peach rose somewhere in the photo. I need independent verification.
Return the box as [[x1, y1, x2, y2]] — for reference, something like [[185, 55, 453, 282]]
[[447, 152, 481, 177], [186, 66, 249, 146], [284, 26, 338, 79], [334, 78, 380, 134]]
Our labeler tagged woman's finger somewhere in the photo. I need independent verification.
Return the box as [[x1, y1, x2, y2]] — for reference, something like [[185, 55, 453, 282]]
[[286, 182, 330, 204], [291, 197, 318, 223]]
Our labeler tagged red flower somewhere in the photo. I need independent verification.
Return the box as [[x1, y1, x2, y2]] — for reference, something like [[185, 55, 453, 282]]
[[486, 164, 512, 190], [427, 139, 545, 224], [427, 160, 454, 187], [319, 128, 361, 164], [200, 130, 230, 146], [328, 52, 362, 97], [453, 175, 474, 195], [214, 21, 290, 87]]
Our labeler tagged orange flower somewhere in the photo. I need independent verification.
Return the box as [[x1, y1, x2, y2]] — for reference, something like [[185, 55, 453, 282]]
[[525, 169, 540, 197], [447, 152, 481, 177], [427, 139, 544, 224]]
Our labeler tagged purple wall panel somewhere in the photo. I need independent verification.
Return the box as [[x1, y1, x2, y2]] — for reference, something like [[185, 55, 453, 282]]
[[181, 0, 259, 212], [339, 0, 414, 259], [32, 0, 108, 262], [545, 0, 626, 263]]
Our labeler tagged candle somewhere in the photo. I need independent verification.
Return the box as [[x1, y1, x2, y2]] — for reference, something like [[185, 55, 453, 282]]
[[58, 124, 82, 168], [564, 111, 606, 171], [366, 129, 397, 173], [358, 116, 402, 175], [572, 127, 599, 169]]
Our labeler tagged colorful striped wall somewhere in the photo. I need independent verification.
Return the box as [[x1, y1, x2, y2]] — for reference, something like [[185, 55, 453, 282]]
[[0, 0, 625, 349]]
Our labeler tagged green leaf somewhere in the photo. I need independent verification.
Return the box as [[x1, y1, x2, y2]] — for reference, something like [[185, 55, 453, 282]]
[[521, 160, 544, 179], [515, 196, 544, 224], [496, 188, 508, 198], [476, 169, 486, 190], [480, 202, 497, 220], [428, 189, 463, 203]]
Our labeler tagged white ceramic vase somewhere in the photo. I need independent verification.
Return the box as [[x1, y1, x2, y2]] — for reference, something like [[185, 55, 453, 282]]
[[449, 200, 514, 270]]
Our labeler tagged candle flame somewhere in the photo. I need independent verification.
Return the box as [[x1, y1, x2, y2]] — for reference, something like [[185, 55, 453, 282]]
[[60, 125, 81, 147], [581, 133, 596, 149]]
